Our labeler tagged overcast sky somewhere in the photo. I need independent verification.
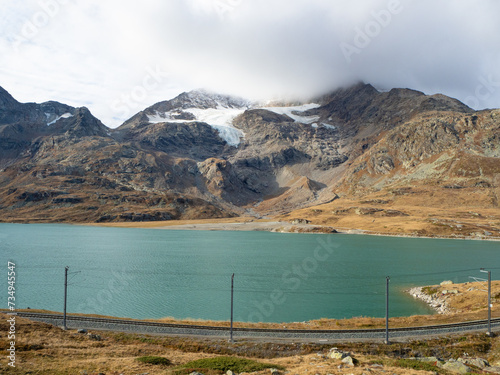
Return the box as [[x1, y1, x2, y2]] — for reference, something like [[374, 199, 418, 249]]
[[1, 0, 499, 127]]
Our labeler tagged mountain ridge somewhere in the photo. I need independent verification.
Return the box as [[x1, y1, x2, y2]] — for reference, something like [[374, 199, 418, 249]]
[[0, 83, 498, 238]]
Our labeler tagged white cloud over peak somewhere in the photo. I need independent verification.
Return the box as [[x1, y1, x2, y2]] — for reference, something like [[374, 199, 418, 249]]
[[0, 0, 499, 128]]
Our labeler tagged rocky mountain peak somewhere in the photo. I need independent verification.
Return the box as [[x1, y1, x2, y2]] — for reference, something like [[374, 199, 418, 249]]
[[146, 89, 251, 118], [118, 89, 251, 132], [0, 89, 110, 169], [0, 86, 20, 111], [60, 107, 109, 137], [386, 87, 424, 98], [40, 100, 75, 115], [318, 82, 378, 104], [316, 82, 380, 123], [171, 89, 251, 110]]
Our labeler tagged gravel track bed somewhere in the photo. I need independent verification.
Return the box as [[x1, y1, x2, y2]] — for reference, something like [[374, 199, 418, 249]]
[[16, 312, 500, 342]]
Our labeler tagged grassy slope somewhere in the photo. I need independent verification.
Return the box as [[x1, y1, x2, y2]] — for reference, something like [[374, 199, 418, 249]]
[[1, 313, 498, 375], [278, 184, 500, 239], [2, 281, 500, 374]]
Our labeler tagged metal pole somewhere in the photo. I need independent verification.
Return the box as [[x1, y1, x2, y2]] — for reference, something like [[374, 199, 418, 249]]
[[480, 268, 493, 337], [385, 276, 390, 344], [487, 270, 492, 336], [63, 266, 69, 330], [230, 273, 234, 342]]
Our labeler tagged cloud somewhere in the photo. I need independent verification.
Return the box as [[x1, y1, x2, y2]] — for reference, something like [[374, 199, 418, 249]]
[[0, 0, 499, 127]]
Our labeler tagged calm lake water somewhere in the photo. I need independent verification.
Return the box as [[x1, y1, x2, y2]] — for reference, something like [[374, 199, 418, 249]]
[[0, 223, 498, 322]]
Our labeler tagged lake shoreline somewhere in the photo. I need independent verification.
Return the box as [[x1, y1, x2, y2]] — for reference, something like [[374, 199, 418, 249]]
[[3, 217, 499, 241], [89, 219, 500, 242]]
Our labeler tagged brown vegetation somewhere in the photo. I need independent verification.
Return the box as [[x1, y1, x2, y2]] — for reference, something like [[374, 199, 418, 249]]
[[278, 183, 500, 239], [2, 280, 500, 373], [2, 312, 500, 375]]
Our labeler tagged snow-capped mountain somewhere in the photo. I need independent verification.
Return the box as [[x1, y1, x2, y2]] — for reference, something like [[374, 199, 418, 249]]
[[144, 90, 252, 146], [118, 89, 251, 146], [167, 89, 252, 110], [119, 89, 328, 146]]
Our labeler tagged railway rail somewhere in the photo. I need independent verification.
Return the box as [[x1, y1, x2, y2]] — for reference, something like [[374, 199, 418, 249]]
[[10, 312, 500, 341]]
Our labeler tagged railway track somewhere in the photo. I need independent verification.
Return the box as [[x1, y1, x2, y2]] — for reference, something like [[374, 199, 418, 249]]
[[11, 312, 500, 341]]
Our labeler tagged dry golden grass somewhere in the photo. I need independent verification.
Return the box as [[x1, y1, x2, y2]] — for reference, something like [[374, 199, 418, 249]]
[[3, 281, 500, 374], [89, 217, 267, 229], [278, 184, 500, 239], [3, 312, 500, 375], [86, 181, 500, 240], [428, 280, 500, 314], [260, 353, 429, 375], [0, 314, 217, 375]]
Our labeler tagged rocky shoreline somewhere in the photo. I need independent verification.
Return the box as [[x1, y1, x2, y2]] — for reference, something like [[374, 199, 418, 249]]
[[407, 282, 458, 315]]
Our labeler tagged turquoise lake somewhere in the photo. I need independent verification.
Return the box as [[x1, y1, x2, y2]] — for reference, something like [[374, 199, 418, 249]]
[[0, 223, 498, 322]]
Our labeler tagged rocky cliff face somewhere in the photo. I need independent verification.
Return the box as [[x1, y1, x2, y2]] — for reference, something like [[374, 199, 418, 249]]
[[339, 109, 500, 194], [0, 87, 109, 169], [0, 83, 498, 231]]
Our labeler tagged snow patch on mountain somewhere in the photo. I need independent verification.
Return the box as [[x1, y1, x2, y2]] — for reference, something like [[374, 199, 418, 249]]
[[185, 107, 246, 128], [147, 111, 187, 123], [263, 103, 321, 124], [147, 106, 245, 146], [179, 89, 252, 110], [144, 90, 324, 146], [143, 89, 252, 146], [210, 125, 245, 147], [46, 112, 74, 126], [321, 123, 336, 130]]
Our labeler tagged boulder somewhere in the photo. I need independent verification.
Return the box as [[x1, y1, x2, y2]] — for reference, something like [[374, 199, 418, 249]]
[[327, 348, 349, 360], [459, 357, 489, 368], [290, 219, 311, 225], [441, 280, 454, 286], [341, 356, 355, 367], [442, 360, 471, 374], [226, 370, 237, 375]]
